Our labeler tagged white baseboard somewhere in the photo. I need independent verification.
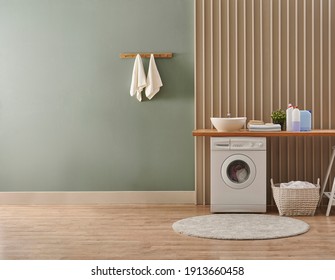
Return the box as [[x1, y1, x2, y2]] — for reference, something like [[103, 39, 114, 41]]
[[0, 191, 196, 205]]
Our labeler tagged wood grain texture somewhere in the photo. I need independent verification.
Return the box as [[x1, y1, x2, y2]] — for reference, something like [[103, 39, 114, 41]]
[[194, 0, 335, 205], [0, 204, 334, 260]]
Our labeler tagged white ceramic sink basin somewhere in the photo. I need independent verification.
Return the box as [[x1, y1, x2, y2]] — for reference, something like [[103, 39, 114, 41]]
[[211, 117, 247, 132]]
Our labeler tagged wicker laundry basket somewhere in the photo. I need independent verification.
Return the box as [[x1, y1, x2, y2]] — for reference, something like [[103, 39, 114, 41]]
[[271, 179, 320, 216]]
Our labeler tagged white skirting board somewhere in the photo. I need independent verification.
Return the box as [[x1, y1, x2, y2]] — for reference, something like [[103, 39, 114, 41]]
[[0, 191, 195, 205]]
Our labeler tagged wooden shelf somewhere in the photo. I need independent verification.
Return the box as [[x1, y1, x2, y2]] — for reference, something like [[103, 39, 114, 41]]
[[192, 129, 335, 137]]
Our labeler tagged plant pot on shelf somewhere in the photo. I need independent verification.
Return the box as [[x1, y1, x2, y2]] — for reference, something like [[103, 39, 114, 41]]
[[272, 120, 286, 131], [271, 109, 286, 131]]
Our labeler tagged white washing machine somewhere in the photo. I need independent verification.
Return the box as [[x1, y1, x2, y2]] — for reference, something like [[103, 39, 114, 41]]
[[210, 137, 267, 213]]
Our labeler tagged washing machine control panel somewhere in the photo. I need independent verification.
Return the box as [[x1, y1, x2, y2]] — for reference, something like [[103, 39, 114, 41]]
[[212, 137, 266, 151]]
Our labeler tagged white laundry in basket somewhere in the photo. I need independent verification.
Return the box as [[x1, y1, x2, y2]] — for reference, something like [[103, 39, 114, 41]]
[[280, 181, 316, 189]]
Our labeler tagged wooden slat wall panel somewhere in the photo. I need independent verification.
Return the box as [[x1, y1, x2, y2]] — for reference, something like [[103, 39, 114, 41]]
[[195, 0, 335, 205]]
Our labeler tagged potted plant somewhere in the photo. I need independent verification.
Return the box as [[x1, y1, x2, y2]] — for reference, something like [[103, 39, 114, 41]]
[[271, 109, 286, 130]]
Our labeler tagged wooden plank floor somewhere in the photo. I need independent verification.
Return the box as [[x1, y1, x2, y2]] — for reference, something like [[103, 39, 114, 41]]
[[0, 204, 334, 260]]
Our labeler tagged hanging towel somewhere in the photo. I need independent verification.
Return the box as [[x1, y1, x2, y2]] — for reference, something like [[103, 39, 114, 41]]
[[145, 54, 163, 100], [130, 54, 147, 102]]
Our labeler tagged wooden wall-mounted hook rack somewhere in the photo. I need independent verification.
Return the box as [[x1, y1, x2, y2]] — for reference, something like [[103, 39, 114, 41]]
[[120, 52, 173, 59]]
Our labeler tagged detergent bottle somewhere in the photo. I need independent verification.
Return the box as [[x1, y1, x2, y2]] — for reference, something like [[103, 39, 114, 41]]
[[300, 110, 312, 131], [286, 103, 293, 131], [292, 107, 300, 132]]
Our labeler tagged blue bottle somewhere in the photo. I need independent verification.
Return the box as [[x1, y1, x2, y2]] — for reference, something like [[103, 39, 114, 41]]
[[300, 110, 311, 131]]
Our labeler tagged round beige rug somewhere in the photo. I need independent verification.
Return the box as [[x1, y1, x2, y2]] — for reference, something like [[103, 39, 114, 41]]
[[172, 214, 310, 240]]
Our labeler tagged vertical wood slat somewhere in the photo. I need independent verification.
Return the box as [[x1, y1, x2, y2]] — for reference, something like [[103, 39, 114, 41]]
[[304, 0, 307, 109], [194, 0, 202, 205], [201, 0, 205, 205], [195, 0, 335, 205], [278, 0, 282, 109], [328, 0, 332, 190], [270, 0, 273, 113], [294, 0, 298, 178], [287, 0, 289, 103], [219, 0, 222, 117], [320, 0, 324, 180], [312, 0, 315, 133], [210, 0, 214, 121], [260, 0, 263, 119], [321, 0, 323, 130], [235, 0, 238, 116], [226, 0, 231, 116], [329, 0, 332, 129], [244, 0, 247, 117], [295, 0, 298, 105], [252, 0, 256, 119], [286, 0, 290, 179], [270, 0, 274, 178]]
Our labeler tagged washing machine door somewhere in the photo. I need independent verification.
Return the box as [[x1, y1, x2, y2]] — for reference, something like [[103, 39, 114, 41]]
[[221, 154, 256, 189]]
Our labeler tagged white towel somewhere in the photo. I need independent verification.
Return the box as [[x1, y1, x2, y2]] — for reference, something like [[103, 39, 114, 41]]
[[145, 54, 163, 100], [248, 124, 281, 130], [130, 54, 147, 102], [248, 124, 281, 132]]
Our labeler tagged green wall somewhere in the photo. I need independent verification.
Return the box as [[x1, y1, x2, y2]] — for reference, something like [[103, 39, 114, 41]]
[[0, 0, 194, 191]]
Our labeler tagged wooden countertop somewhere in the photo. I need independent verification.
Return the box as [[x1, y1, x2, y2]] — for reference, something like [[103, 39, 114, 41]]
[[192, 129, 335, 137]]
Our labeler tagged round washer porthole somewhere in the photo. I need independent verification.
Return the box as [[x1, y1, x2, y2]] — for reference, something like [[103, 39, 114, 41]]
[[221, 154, 256, 189]]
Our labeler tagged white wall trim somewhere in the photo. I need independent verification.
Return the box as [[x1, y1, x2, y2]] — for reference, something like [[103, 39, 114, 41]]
[[0, 191, 196, 205]]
